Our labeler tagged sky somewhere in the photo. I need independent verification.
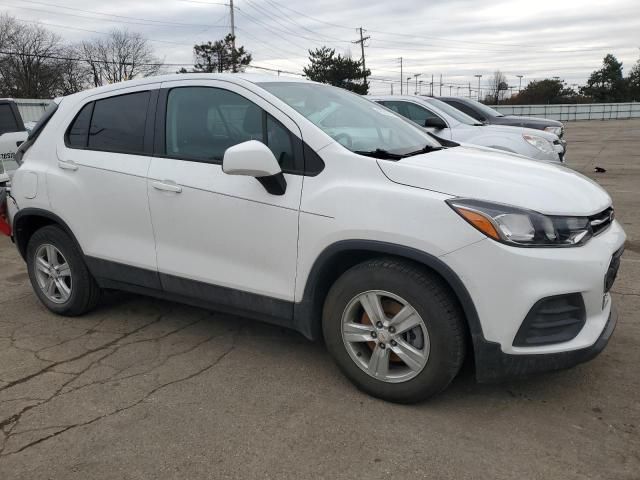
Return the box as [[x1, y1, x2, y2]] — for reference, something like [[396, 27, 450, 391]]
[[2, 0, 640, 96]]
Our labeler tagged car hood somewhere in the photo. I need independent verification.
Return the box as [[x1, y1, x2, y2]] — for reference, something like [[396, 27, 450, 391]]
[[377, 146, 610, 216], [493, 115, 563, 128]]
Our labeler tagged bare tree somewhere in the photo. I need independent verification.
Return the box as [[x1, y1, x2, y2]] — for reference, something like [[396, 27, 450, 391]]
[[0, 14, 19, 48], [81, 29, 162, 87], [0, 16, 68, 98], [488, 70, 508, 104]]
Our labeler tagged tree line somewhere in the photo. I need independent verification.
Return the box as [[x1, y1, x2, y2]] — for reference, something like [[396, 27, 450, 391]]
[[494, 53, 640, 105]]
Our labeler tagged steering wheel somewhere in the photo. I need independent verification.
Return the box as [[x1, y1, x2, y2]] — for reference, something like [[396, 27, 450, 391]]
[[334, 133, 353, 149]]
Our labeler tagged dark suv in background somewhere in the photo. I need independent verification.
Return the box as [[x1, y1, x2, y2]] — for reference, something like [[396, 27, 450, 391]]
[[439, 96, 565, 139]]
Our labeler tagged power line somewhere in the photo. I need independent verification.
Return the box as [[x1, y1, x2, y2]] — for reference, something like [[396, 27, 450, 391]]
[[5, 2, 214, 28], [10, 17, 224, 46], [14, 0, 220, 27], [0, 49, 303, 76]]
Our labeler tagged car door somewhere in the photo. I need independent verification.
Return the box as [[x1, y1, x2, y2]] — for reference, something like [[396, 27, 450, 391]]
[[50, 84, 160, 286], [147, 80, 303, 315], [381, 101, 452, 140]]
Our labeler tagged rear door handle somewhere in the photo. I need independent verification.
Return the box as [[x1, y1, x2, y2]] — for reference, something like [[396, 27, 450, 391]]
[[151, 180, 182, 193], [58, 160, 78, 171]]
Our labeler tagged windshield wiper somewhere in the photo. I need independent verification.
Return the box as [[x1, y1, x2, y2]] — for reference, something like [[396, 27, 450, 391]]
[[403, 144, 444, 157], [354, 148, 406, 160]]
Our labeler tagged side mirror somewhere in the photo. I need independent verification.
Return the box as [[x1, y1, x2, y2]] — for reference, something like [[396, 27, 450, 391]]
[[222, 140, 287, 195], [424, 117, 447, 129]]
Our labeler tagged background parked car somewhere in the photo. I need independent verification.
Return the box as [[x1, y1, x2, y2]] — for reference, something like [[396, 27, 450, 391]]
[[371, 95, 565, 162], [0, 99, 29, 184], [438, 96, 566, 140]]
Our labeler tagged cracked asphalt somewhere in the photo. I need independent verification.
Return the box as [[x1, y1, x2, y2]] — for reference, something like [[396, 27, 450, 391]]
[[1, 119, 639, 479]]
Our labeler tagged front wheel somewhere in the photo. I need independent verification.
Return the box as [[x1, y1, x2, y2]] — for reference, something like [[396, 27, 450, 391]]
[[322, 258, 466, 403]]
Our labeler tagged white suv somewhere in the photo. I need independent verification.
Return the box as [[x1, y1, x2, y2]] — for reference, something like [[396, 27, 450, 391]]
[[5, 74, 625, 403], [370, 95, 565, 162]]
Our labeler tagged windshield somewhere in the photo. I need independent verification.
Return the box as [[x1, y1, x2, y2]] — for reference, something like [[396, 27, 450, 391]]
[[258, 82, 441, 155], [425, 98, 481, 126], [466, 99, 504, 118]]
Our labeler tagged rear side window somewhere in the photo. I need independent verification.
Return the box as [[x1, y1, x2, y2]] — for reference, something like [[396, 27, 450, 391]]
[[66, 103, 94, 148], [89, 92, 150, 154], [0, 104, 20, 135], [446, 100, 483, 121]]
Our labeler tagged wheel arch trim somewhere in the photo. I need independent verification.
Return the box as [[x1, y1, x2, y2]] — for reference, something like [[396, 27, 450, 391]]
[[294, 239, 485, 349], [12, 208, 84, 260]]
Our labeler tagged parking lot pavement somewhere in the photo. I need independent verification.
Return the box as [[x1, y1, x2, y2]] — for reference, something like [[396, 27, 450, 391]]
[[1, 120, 639, 480]]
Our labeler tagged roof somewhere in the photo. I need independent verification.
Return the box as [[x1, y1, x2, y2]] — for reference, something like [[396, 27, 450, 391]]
[[63, 73, 312, 102]]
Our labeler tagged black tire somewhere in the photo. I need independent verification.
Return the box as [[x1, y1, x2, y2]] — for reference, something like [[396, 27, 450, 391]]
[[26, 225, 101, 316], [322, 257, 466, 403]]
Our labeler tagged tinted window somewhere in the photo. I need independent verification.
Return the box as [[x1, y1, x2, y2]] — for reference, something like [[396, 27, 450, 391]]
[[66, 102, 94, 148], [382, 101, 439, 126], [88, 92, 150, 154], [266, 115, 294, 168], [445, 100, 484, 121], [165, 87, 296, 170], [0, 104, 19, 135]]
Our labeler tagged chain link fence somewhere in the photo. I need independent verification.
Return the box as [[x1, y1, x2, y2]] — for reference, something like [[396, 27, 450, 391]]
[[491, 102, 640, 122]]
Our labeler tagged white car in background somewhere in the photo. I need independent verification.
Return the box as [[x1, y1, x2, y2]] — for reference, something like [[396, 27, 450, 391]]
[[370, 95, 566, 163]]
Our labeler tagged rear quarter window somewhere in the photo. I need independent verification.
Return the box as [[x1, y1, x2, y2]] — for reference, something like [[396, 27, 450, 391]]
[[0, 104, 20, 135]]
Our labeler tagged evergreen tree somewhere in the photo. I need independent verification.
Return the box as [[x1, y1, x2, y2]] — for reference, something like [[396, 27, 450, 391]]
[[303, 47, 370, 94]]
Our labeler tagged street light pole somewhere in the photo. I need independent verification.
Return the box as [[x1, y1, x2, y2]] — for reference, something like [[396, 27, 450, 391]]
[[517, 75, 524, 92], [413, 73, 422, 95], [406, 77, 411, 96], [474, 74, 482, 101]]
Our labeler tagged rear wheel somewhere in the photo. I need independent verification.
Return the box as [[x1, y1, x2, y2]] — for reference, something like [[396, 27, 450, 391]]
[[323, 258, 466, 403], [26, 225, 101, 315]]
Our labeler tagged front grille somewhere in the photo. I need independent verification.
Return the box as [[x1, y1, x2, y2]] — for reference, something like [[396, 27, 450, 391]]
[[513, 294, 586, 347], [589, 207, 614, 236]]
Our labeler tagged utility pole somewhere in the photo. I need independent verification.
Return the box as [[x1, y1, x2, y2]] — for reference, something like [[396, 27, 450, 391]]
[[399, 57, 403, 95], [449, 85, 452, 95], [468, 82, 471, 98], [413, 73, 421, 95], [439, 74, 442, 96], [430, 74, 434, 96], [352, 27, 370, 88], [474, 74, 482, 101], [517, 75, 523, 92], [230, 0, 235, 50], [391, 83, 394, 95]]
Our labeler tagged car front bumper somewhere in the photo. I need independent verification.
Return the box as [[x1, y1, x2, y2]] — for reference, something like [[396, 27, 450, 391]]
[[440, 219, 626, 381], [473, 305, 617, 382]]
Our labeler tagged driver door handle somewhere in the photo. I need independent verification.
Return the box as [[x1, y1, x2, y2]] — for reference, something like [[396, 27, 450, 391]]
[[152, 180, 182, 193], [58, 160, 78, 171]]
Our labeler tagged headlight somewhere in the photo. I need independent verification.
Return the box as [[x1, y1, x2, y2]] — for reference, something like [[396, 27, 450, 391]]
[[544, 126, 563, 137], [447, 198, 593, 247], [523, 134, 555, 155]]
